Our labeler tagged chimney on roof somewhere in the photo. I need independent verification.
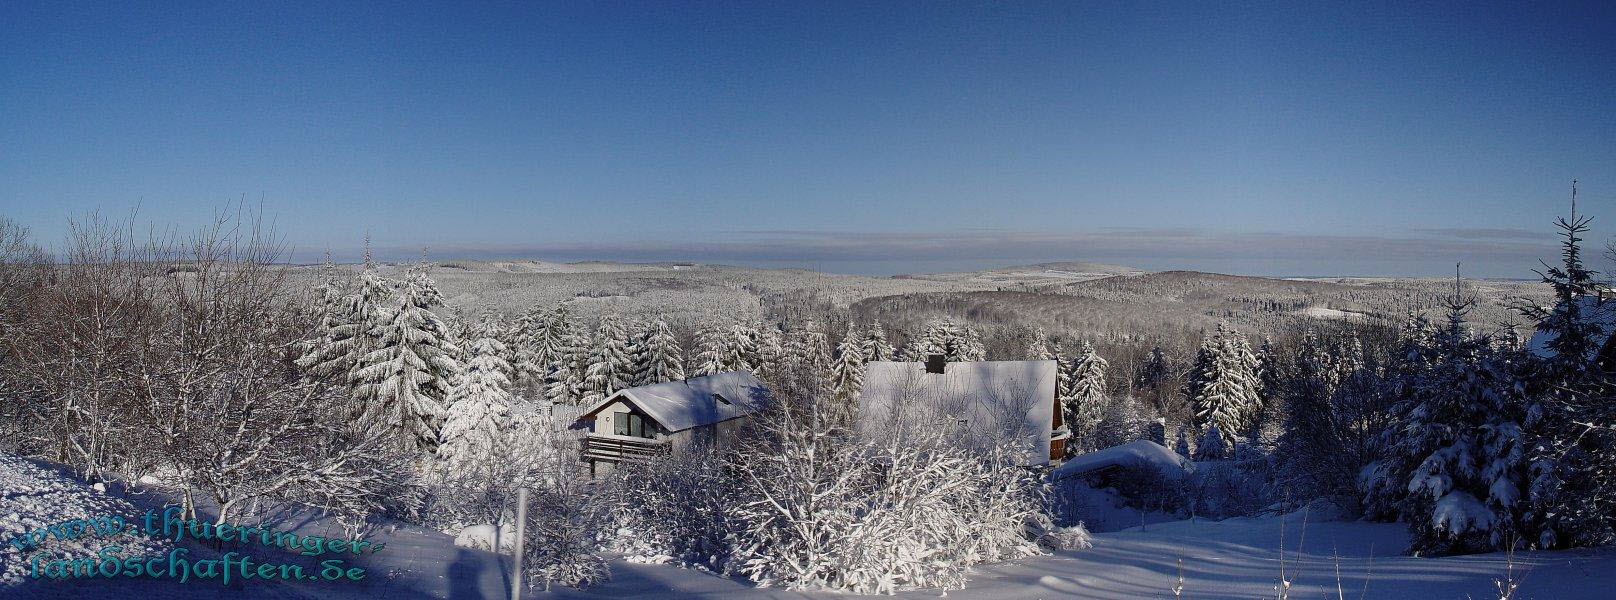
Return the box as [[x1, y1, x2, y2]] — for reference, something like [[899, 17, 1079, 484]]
[[925, 354, 946, 374]]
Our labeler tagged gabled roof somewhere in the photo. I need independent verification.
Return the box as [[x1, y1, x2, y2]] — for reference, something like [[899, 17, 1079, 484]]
[[857, 360, 1059, 466], [1525, 294, 1616, 361], [579, 371, 770, 432], [1053, 440, 1192, 482]]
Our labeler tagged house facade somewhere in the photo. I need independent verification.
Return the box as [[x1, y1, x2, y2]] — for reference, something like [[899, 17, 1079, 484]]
[[857, 356, 1070, 467], [575, 370, 769, 477]]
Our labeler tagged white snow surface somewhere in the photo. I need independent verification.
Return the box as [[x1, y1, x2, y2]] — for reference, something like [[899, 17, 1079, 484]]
[[453, 523, 518, 552], [536, 511, 1616, 599], [1053, 440, 1193, 481], [859, 360, 1059, 466], [578, 370, 769, 432], [0, 454, 170, 586]]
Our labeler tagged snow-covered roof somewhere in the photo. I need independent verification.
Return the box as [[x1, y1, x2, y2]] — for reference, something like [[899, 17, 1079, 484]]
[[1052, 440, 1193, 481], [1525, 294, 1616, 361], [580, 371, 770, 432], [857, 360, 1059, 466]]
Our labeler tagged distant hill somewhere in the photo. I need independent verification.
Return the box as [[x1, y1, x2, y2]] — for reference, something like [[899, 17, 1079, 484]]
[[895, 261, 1147, 288]]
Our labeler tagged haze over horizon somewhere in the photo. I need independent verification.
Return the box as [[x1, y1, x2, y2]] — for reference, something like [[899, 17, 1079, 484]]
[[4, 2, 1615, 278]]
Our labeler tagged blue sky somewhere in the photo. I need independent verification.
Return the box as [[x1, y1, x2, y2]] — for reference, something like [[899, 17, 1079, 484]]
[[3, 1, 1614, 276]]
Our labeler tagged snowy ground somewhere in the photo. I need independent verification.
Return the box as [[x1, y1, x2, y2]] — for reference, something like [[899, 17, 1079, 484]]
[[538, 513, 1616, 599], [7, 451, 1615, 599]]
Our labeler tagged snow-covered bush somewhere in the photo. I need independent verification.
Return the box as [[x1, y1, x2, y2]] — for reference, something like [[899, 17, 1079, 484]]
[[721, 362, 1052, 594], [601, 448, 737, 569]]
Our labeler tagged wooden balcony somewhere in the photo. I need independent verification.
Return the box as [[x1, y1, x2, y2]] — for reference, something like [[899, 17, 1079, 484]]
[[582, 434, 670, 462]]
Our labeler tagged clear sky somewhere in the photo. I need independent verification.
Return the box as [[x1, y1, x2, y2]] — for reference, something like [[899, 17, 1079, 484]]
[[3, 1, 1614, 276]]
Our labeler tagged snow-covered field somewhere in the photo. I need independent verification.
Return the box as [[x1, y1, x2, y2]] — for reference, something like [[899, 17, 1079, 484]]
[[539, 512, 1616, 599]]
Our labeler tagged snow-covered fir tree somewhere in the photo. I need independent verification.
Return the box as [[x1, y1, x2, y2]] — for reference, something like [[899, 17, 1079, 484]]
[[1193, 424, 1229, 460], [1275, 328, 1352, 503], [582, 315, 635, 406], [906, 319, 985, 362], [296, 265, 393, 388], [784, 325, 832, 376], [1064, 341, 1109, 453], [828, 323, 867, 418], [509, 304, 553, 388], [352, 266, 463, 456], [1368, 278, 1526, 555], [1185, 323, 1260, 450], [720, 323, 760, 373], [860, 321, 895, 362], [636, 319, 686, 385], [437, 335, 513, 469], [751, 325, 784, 378], [1027, 328, 1055, 360], [543, 308, 590, 406], [690, 324, 728, 377], [1515, 189, 1616, 549]]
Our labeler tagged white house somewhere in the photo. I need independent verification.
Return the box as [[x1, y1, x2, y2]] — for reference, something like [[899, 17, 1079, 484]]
[[575, 371, 769, 477], [857, 356, 1069, 467]]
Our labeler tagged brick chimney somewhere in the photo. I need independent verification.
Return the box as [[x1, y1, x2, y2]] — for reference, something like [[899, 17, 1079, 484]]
[[925, 354, 946, 374]]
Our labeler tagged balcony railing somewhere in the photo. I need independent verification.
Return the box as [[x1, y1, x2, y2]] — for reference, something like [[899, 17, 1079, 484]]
[[582, 434, 670, 462]]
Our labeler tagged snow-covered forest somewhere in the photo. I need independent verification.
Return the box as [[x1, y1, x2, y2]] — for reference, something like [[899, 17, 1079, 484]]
[[2, 202, 1615, 599]]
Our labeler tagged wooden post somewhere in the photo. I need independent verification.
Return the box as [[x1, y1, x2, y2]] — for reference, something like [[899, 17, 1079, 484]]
[[510, 487, 529, 600]]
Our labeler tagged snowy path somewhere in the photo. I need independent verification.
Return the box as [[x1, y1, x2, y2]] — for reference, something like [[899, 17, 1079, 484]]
[[538, 513, 1616, 599]]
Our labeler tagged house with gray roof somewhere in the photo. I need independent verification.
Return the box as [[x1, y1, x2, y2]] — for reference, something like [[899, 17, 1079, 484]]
[[575, 371, 769, 477]]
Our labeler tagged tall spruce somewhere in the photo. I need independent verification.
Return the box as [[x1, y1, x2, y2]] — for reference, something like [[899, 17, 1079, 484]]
[[582, 315, 634, 406], [637, 319, 687, 384], [437, 335, 514, 469], [1186, 323, 1260, 450], [861, 321, 896, 362], [1065, 341, 1109, 453], [352, 266, 462, 456]]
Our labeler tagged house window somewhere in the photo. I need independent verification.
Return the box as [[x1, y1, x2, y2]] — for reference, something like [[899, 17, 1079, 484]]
[[613, 411, 648, 438], [713, 393, 731, 406]]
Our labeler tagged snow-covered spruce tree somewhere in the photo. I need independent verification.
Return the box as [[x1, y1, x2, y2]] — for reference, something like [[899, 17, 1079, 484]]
[[436, 336, 514, 470], [896, 323, 927, 361], [636, 319, 686, 385], [296, 265, 394, 402], [1275, 329, 1353, 506], [1360, 313, 1441, 521], [543, 309, 590, 406], [1186, 323, 1260, 450], [1193, 424, 1229, 460], [1027, 327, 1055, 360], [751, 325, 784, 378], [861, 321, 895, 361], [582, 315, 634, 406], [1515, 189, 1616, 549], [908, 319, 985, 362], [1064, 341, 1109, 453], [352, 266, 462, 457], [1134, 344, 1173, 417], [1372, 281, 1527, 555], [783, 325, 832, 377], [720, 322, 760, 373], [828, 323, 867, 420], [509, 304, 553, 391], [690, 324, 728, 377], [1253, 337, 1286, 441]]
